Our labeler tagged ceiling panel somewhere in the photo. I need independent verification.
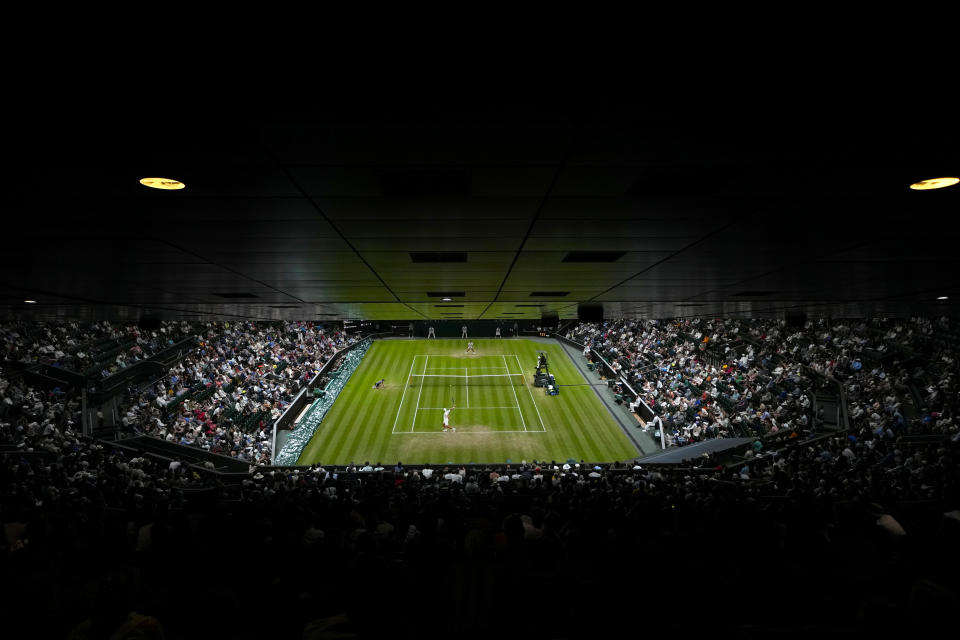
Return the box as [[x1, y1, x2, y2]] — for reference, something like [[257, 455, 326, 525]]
[[480, 302, 578, 320], [394, 290, 501, 302], [828, 242, 960, 262], [5, 90, 959, 322], [513, 251, 676, 266], [351, 237, 522, 251], [213, 252, 367, 265], [522, 237, 700, 252], [334, 218, 532, 238], [226, 268, 376, 282], [541, 193, 743, 215], [281, 286, 398, 302], [262, 119, 572, 165], [495, 290, 604, 302], [291, 166, 557, 197], [363, 251, 515, 267], [528, 218, 731, 238], [109, 198, 327, 223], [312, 196, 540, 222], [172, 237, 355, 253]]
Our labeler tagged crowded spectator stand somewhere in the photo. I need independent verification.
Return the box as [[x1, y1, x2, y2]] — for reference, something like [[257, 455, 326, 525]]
[[1, 317, 959, 636]]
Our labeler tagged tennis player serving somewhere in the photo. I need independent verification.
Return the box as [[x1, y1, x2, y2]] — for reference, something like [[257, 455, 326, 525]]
[[442, 405, 456, 432]]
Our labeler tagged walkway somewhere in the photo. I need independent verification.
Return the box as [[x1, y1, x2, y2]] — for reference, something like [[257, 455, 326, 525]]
[[546, 337, 660, 457]]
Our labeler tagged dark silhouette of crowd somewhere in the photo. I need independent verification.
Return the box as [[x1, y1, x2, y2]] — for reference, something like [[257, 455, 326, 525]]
[[1, 316, 958, 638]]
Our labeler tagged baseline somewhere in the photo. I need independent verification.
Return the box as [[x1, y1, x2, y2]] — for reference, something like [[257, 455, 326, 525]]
[[394, 430, 546, 435], [418, 406, 521, 410]]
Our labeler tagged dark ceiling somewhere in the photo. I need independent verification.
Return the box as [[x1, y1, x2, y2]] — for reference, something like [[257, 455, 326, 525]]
[[5, 86, 958, 323]]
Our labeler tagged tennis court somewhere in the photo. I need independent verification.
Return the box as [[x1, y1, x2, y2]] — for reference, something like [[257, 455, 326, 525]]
[[392, 354, 546, 433], [295, 339, 638, 465]]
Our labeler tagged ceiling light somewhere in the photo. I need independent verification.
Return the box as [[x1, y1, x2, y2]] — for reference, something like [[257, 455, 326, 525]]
[[442, 297, 452, 301], [24, 300, 37, 304], [937, 296, 949, 300], [140, 177, 186, 190], [909, 177, 958, 191]]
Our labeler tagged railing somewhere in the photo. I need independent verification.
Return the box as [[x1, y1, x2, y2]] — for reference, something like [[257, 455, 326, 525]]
[[598, 353, 654, 420], [700, 351, 724, 368], [254, 461, 649, 476], [87, 336, 199, 403], [273, 337, 378, 465], [102, 437, 251, 482], [270, 333, 390, 464], [22, 363, 86, 390], [836, 374, 850, 431], [147, 336, 199, 367], [113, 435, 252, 473], [551, 331, 663, 450]]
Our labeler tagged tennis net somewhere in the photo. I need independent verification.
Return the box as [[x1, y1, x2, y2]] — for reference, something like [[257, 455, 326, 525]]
[[407, 373, 525, 387]]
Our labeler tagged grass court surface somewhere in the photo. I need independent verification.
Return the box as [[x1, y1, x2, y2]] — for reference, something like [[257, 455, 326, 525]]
[[296, 339, 638, 465]]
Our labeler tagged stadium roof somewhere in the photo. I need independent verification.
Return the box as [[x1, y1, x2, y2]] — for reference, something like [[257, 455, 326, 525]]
[[5, 77, 958, 323]]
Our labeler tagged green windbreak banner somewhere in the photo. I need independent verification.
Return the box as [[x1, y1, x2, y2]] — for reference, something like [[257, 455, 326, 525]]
[[274, 338, 372, 466]]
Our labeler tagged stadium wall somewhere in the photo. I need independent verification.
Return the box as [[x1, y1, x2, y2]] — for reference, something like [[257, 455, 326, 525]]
[[273, 339, 374, 466], [386, 319, 544, 338], [271, 334, 388, 463]]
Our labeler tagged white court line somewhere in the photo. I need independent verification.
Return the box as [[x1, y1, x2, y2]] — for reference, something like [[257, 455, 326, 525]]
[[515, 354, 547, 431], [424, 367, 509, 371], [394, 430, 544, 435], [411, 355, 428, 433], [465, 367, 469, 408], [503, 355, 527, 431], [391, 355, 418, 433], [418, 406, 521, 410]]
